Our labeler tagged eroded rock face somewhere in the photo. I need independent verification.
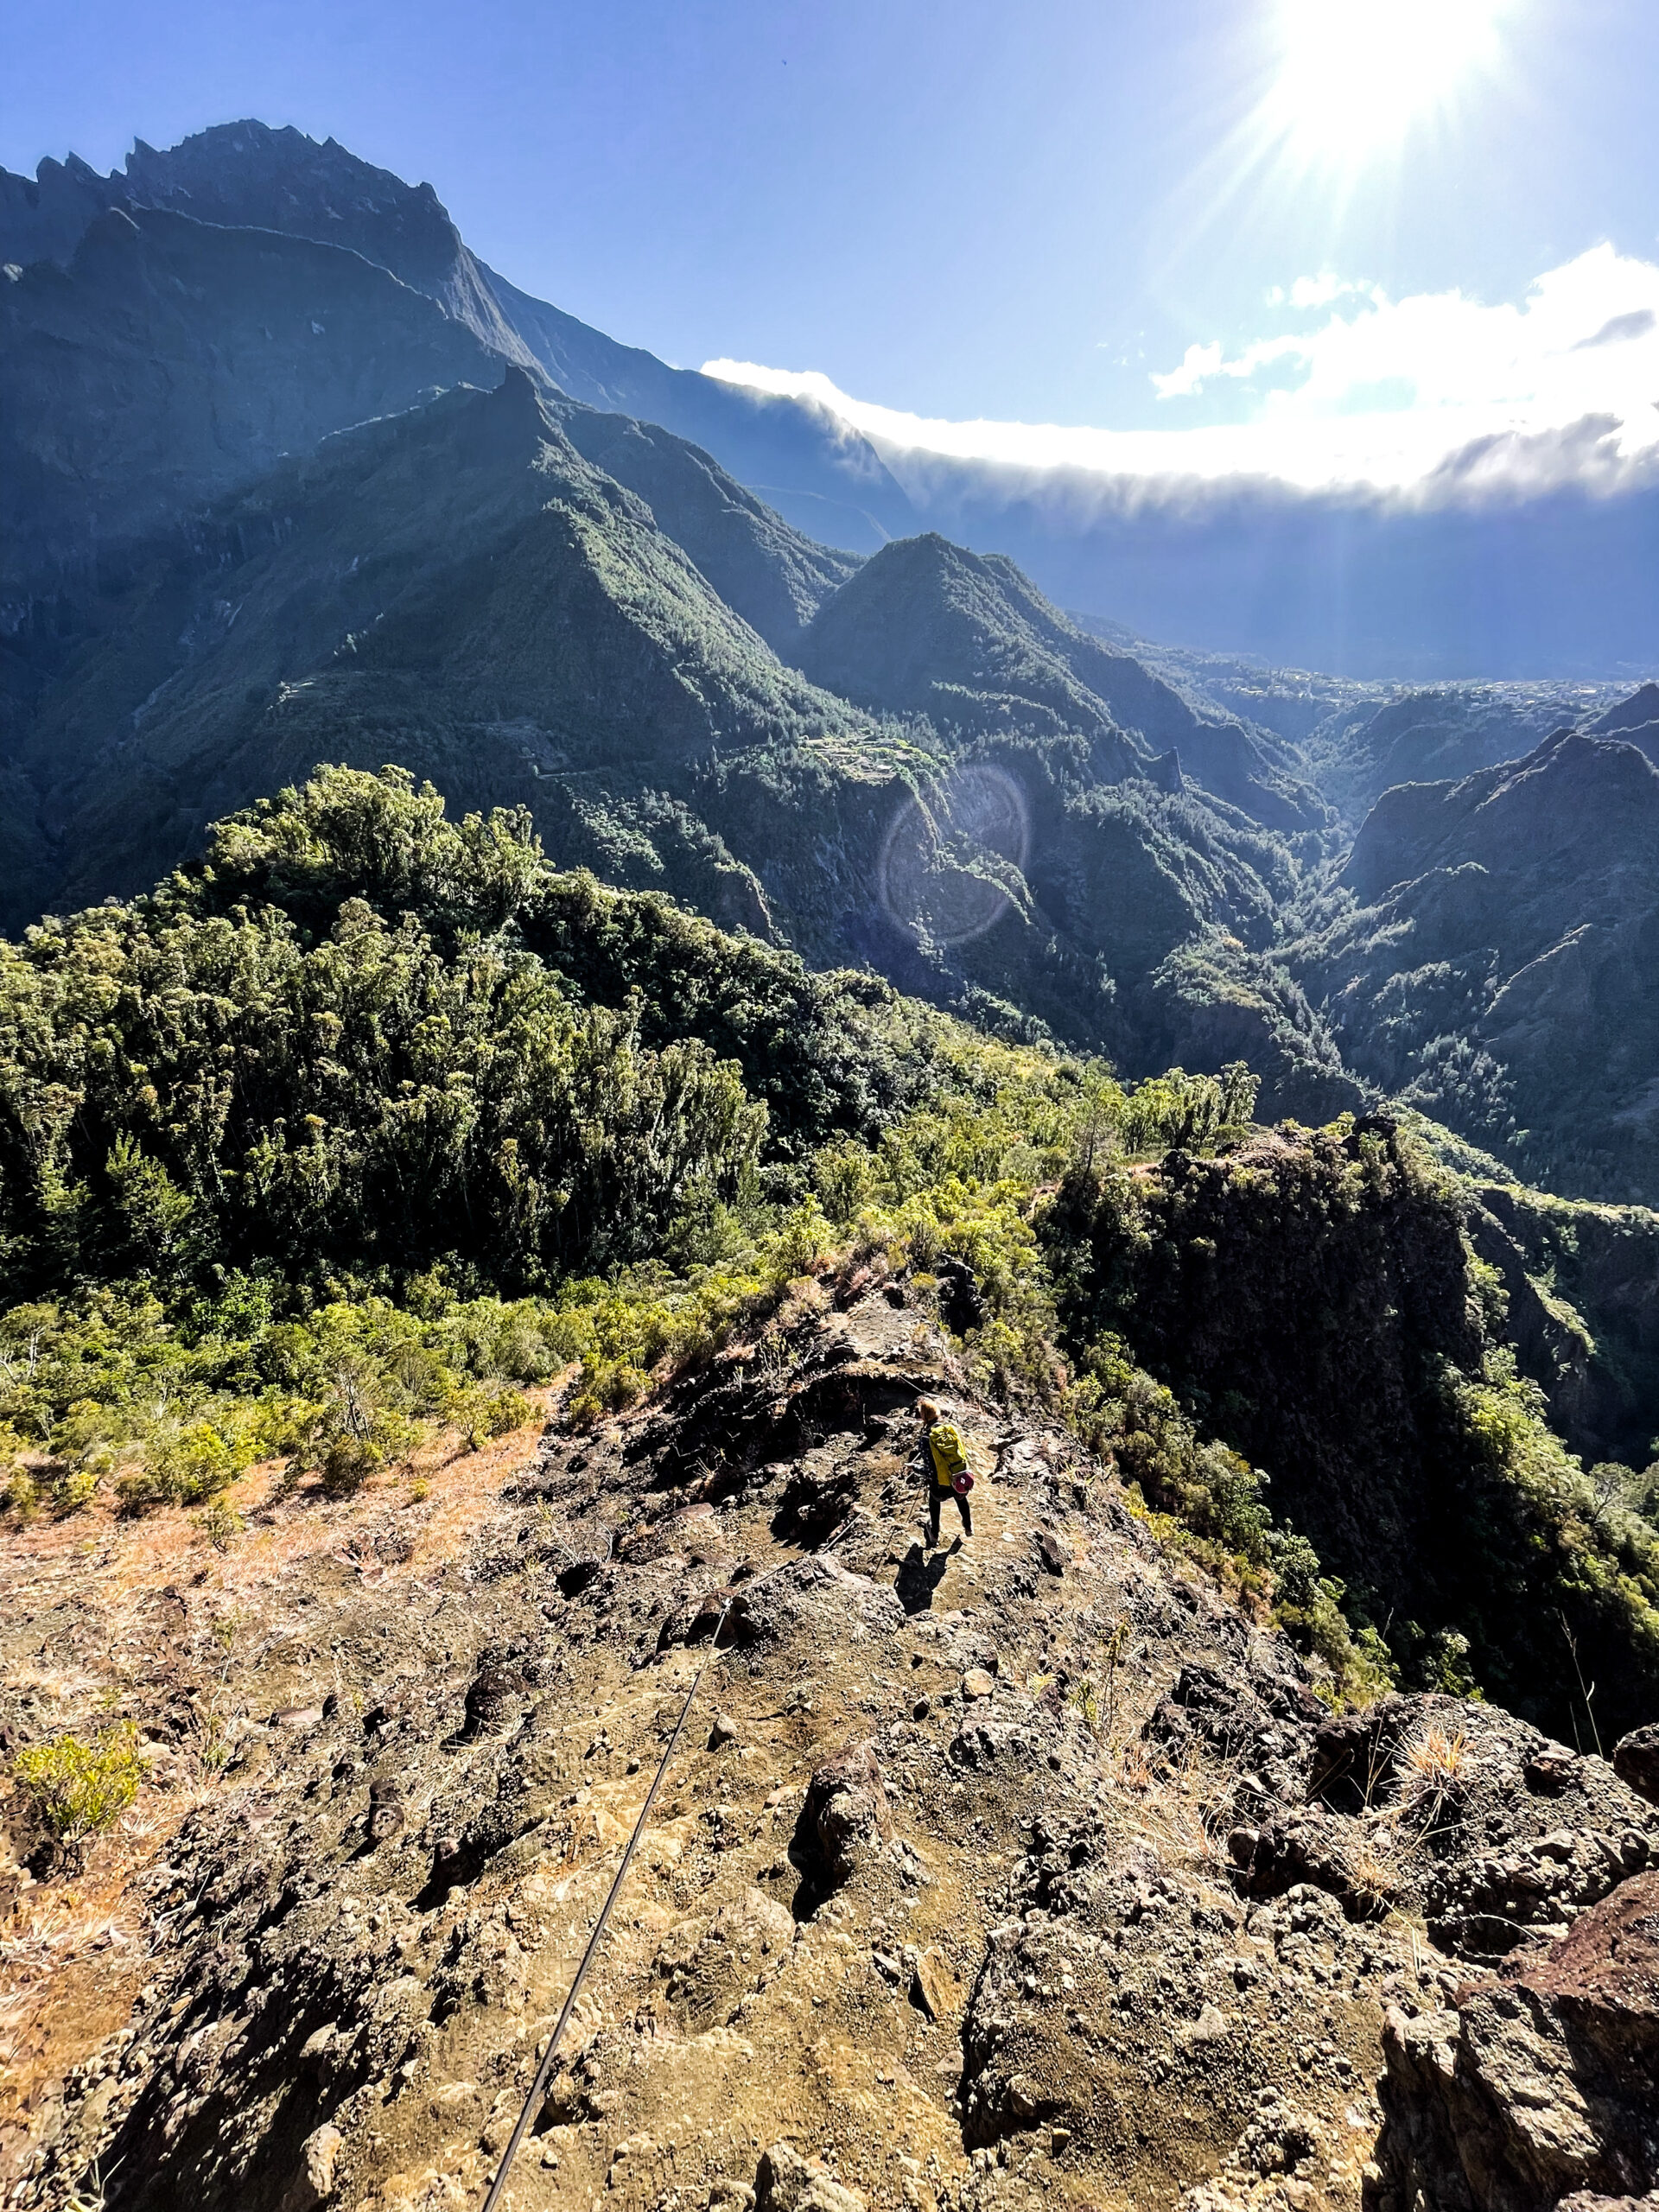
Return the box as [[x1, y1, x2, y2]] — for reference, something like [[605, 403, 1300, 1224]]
[[959, 1821, 1393, 2181], [801, 1740, 892, 1887], [1368, 1870, 1659, 2212], [653, 1886, 796, 2029], [1215, 1687, 1658, 1961]]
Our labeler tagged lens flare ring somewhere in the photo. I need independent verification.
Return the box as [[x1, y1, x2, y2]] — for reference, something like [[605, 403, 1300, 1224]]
[[876, 763, 1033, 949]]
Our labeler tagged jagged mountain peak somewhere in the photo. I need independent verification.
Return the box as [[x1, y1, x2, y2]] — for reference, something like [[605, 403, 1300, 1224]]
[[115, 118, 474, 302], [0, 118, 918, 556], [1592, 678, 1659, 737]]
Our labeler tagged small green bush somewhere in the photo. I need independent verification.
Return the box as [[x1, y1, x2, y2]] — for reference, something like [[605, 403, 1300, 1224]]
[[194, 1499, 244, 1551], [13, 1724, 143, 1866], [456, 1384, 535, 1451]]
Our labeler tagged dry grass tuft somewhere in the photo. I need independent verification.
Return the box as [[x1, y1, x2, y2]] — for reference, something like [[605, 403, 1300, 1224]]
[[1399, 1726, 1471, 1819]]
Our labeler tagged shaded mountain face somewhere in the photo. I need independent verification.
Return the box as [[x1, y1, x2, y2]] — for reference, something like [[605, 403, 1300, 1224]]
[[15, 123, 1659, 670], [484, 267, 918, 553], [0, 204, 499, 585], [1590, 679, 1659, 767], [1301, 682, 1619, 827], [0, 119, 916, 560], [796, 537, 1330, 834], [1289, 728, 1659, 1198]]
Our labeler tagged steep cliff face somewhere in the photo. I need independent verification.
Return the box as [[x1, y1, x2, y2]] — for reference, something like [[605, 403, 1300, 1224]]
[[1044, 1118, 1659, 1735], [1466, 1182, 1659, 1471], [1049, 1122, 1476, 1580], [0, 204, 500, 584]]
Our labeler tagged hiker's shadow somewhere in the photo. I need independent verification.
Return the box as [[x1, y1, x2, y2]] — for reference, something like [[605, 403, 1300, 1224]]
[[894, 1543, 950, 1615]]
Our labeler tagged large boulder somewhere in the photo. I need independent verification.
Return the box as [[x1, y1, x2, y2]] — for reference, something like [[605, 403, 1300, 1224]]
[[1368, 1870, 1659, 2210], [754, 2142, 867, 2212], [800, 1739, 891, 1885]]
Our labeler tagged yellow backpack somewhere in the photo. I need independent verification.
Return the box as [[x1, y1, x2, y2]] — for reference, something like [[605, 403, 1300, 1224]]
[[927, 1421, 970, 1488]]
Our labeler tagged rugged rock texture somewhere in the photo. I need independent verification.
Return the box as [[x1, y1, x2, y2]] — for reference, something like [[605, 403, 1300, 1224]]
[[1616, 1728, 1659, 1807], [4, 1274, 1657, 2212], [1369, 1870, 1659, 2211]]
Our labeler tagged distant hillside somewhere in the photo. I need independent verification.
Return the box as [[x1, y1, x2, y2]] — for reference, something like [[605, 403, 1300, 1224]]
[[13, 118, 1659, 672], [1590, 680, 1659, 766], [797, 537, 1330, 833], [1290, 728, 1659, 1199], [6, 369, 882, 921], [1301, 682, 1619, 825]]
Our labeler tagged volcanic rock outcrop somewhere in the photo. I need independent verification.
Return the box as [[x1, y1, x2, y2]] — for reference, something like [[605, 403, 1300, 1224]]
[[4, 1270, 1657, 2212]]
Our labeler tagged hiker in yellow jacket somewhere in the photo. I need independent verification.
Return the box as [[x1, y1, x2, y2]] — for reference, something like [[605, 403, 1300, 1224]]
[[914, 1395, 974, 1548]]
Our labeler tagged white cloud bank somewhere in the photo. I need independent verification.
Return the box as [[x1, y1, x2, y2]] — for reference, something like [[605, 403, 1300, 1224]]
[[704, 246, 1659, 502]]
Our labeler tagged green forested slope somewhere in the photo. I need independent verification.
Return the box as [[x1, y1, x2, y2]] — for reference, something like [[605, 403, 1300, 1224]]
[[1288, 729, 1659, 1200], [3, 767, 1656, 1739], [6, 372, 1354, 1118]]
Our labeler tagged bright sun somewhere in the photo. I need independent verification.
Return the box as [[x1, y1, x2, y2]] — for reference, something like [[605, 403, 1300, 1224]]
[[1269, 0, 1509, 159]]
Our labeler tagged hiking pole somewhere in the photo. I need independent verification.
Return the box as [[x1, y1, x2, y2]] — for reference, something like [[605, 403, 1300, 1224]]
[[479, 1594, 734, 2212]]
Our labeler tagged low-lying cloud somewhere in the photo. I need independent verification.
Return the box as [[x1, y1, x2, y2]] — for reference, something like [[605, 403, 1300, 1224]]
[[705, 245, 1659, 505]]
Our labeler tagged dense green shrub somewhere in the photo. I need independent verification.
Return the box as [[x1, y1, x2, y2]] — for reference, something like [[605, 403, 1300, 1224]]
[[5, 766, 1648, 1730], [13, 1724, 143, 1865]]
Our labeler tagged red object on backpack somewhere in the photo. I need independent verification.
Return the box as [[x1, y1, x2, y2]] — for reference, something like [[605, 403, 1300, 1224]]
[[952, 1470, 975, 1496]]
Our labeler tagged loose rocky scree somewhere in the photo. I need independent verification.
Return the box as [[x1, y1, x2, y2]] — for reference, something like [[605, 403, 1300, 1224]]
[[3, 1278, 1657, 2212]]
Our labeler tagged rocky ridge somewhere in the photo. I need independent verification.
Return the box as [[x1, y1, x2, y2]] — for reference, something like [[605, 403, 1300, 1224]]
[[3, 1269, 1656, 2212]]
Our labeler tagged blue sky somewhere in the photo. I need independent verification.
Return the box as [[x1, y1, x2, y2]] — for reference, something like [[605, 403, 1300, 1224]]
[[9, 0, 1659, 489]]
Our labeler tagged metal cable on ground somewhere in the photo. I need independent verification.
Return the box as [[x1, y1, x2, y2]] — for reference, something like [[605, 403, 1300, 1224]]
[[478, 1495, 869, 2208], [479, 1592, 735, 2212]]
